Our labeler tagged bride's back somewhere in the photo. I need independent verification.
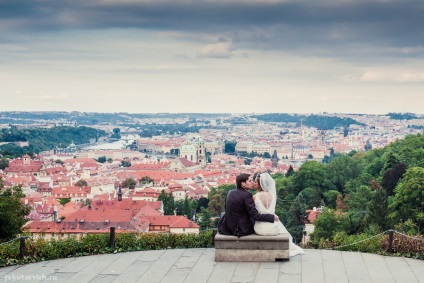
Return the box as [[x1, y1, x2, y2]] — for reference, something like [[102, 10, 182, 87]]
[[255, 191, 274, 213]]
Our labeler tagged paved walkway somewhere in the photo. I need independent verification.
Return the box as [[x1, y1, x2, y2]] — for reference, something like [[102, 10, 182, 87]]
[[0, 249, 423, 283]]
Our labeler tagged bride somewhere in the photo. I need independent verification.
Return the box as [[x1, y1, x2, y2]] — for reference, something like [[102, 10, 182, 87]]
[[253, 172, 304, 257]]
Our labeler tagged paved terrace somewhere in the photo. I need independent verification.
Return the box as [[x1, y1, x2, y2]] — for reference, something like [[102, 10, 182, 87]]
[[0, 249, 423, 283]]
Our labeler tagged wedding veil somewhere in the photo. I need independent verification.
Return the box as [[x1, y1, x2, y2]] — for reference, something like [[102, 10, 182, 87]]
[[259, 172, 277, 213]]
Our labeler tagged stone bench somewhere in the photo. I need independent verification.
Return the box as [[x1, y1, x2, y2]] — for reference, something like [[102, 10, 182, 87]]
[[214, 233, 290, 262]]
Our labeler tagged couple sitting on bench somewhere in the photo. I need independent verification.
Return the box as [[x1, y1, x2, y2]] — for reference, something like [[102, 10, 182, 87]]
[[217, 172, 304, 257]]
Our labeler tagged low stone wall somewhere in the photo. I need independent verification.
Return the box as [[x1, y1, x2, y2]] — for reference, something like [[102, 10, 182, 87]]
[[215, 233, 290, 262]]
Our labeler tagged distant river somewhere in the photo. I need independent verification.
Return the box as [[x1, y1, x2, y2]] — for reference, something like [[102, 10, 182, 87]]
[[83, 139, 135, 150]]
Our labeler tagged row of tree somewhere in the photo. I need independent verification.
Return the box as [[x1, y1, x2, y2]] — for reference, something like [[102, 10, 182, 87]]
[[253, 114, 365, 130], [0, 126, 107, 158]]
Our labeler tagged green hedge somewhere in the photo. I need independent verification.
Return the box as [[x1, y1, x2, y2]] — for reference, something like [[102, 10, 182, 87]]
[[0, 231, 213, 267], [316, 231, 424, 260]]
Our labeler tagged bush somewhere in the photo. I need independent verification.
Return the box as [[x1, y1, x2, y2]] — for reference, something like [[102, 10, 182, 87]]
[[0, 231, 214, 267]]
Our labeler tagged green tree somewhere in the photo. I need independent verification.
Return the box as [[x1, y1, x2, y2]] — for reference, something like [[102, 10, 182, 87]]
[[58, 198, 71, 206], [291, 161, 335, 196], [390, 167, 424, 232], [158, 190, 175, 215], [0, 157, 9, 170], [365, 157, 385, 178], [170, 148, 180, 156], [140, 176, 154, 185], [166, 192, 175, 215], [346, 185, 375, 233], [208, 194, 224, 216], [54, 159, 64, 165], [310, 208, 350, 245], [190, 199, 198, 220], [381, 163, 406, 196], [263, 152, 271, 158], [383, 151, 401, 171], [286, 195, 308, 243], [224, 140, 236, 153], [367, 188, 389, 230], [323, 190, 340, 209], [97, 156, 107, 163], [197, 197, 209, 212], [199, 207, 213, 230], [183, 196, 192, 220], [121, 160, 131, 167], [75, 179, 88, 187], [0, 180, 31, 240], [111, 128, 121, 139], [327, 155, 362, 193], [122, 178, 136, 190], [175, 200, 184, 215], [285, 165, 294, 177]]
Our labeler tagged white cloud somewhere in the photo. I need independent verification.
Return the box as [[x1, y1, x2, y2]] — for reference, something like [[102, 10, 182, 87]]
[[197, 40, 236, 58]]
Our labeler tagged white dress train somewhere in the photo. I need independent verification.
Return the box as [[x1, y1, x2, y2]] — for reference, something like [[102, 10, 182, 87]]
[[254, 191, 305, 257]]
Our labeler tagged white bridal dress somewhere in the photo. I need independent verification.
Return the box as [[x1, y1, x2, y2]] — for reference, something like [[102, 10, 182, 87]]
[[254, 173, 305, 257]]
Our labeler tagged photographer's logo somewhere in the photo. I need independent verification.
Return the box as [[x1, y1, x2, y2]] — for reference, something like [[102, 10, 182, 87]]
[[4, 273, 57, 282]]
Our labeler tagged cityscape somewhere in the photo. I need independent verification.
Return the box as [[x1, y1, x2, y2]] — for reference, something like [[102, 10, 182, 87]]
[[1, 111, 423, 243], [1, 0, 423, 279]]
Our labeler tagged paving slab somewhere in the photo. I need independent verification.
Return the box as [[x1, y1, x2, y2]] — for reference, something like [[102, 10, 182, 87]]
[[321, 250, 348, 283], [14, 266, 59, 283], [58, 255, 100, 273], [64, 270, 99, 283], [183, 248, 216, 283], [43, 257, 76, 268], [208, 262, 238, 283], [405, 258, 424, 283], [383, 255, 419, 283], [361, 253, 396, 283], [80, 253, 122, 273], [278, 255, 301, 283], [161, 248, 205, 283], [302, 249, 325, 283], [113, 260, 154, 283], [88, 274, 119, 283], [136, 249, 185, 283], [231, 262, 260, 283], [99, 251, 145, 275], [253, 262, 280, 283], [0, 265, 20, 279], [341, 251, 372, 283]]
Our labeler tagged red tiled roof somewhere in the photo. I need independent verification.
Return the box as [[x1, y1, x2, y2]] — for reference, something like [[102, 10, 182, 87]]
[[146, 215, 199, 228]]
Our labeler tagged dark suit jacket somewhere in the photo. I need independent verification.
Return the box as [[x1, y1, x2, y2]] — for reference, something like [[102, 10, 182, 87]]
[[218, 188, 275, 237]]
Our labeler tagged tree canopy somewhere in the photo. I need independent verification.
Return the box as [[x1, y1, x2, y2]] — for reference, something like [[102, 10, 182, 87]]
[[0, 178, 31, 241]]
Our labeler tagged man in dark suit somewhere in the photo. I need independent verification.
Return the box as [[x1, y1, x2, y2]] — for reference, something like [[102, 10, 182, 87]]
[[218, 173, 278, 237]]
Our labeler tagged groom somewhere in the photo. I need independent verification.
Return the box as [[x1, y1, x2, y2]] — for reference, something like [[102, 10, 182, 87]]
[[218, 173, 278, 237]]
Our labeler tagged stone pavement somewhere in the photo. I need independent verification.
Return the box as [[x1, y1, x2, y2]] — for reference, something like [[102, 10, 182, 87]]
[[1, 249, 423, 283]]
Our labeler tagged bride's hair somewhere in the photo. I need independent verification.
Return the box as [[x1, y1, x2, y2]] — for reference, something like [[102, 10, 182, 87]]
[[256, 176, 263, 192]]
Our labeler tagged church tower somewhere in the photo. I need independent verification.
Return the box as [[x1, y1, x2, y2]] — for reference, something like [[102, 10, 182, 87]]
[[271, 150, 279, 168], [197, 140, 206, 166], [23, 154, 31, 165]]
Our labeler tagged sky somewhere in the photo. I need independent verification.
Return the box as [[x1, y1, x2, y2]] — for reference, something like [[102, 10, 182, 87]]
[[0, 0, 423, 114]]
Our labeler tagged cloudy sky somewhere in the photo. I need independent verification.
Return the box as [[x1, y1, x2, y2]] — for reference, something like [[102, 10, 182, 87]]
[[0, 0, 423, 114]]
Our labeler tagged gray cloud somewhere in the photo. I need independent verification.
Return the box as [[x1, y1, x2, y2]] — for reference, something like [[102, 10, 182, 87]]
[[1, 1, 423, 53]]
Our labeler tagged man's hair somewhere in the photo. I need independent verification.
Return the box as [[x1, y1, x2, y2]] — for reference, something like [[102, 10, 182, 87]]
[[236, 173, 250, 188]]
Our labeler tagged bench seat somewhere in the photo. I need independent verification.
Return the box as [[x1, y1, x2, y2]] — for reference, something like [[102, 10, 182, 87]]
[[214, 233, 290, 262]]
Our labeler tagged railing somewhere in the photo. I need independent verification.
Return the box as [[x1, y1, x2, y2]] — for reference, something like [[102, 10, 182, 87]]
[[2, 228, 422, 263], [327, 230, 423, 254]]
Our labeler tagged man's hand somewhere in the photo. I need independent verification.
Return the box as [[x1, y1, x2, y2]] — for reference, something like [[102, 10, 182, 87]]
[[274, 214, 279, 222]]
